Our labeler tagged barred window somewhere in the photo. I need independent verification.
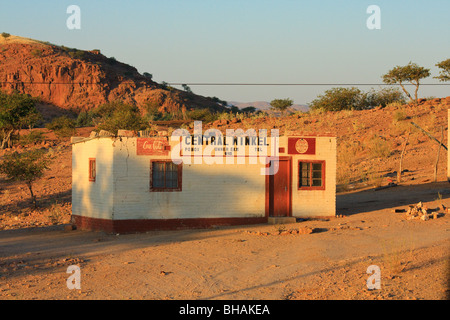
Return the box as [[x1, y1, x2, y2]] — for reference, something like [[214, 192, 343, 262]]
[[151, 161, 182, 191], [298, 161, 325, 190]]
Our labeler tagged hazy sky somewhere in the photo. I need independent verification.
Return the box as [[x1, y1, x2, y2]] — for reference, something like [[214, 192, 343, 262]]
[[1, 0, 449, 105]]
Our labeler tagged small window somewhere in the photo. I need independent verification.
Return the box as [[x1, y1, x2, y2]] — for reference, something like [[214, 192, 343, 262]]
[[89, 158, 96, 182], [298, 161, 325, 190], [150, 160, 182, 191]]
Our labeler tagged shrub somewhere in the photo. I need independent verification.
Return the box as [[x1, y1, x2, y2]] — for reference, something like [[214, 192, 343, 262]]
[[45, 116, 76, 138], [309, 87, 365, 111], [1, 32, 10, 38], [368, 135, 391, 158], [45, 116, 76, 131], [75, 111, 94, 127], [363, 87, 406, 108], [392, 110, 406, 122], [31, 49, 43, 57], [0, 91, 40, 149], [0, 149, 51, 207], [186, 109, 215, 122], [18, 131, 45, 146], [94, 102, 147, 135]]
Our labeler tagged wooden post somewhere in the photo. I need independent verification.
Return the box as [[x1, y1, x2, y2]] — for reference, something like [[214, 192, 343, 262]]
[[434, 127, 444, 182], [398, 131, 411, 183]]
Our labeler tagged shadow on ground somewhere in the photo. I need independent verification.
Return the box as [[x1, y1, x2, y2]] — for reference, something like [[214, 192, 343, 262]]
[[337, 181, 450, 216]]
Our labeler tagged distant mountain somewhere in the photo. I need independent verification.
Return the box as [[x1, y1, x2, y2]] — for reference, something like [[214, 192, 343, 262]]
[[229, 101, 309, 113]]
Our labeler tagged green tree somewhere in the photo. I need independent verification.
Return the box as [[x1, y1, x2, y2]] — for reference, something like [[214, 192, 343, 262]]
[[1, 32, 11, 39], [309, 87, 364, 111], [143, 72, 153, 80], [0, 91, 40, 148], [270, 98, 293, 113], [382, 62, 431, 103], [182, 84, 192, 93], [242, 106, 256, 113], [363, 87, 406, 108], [45, 115, 76, 138], [94, 101, 147, 135], [435, 59, 450, 82], [0, 149, 51, 208]]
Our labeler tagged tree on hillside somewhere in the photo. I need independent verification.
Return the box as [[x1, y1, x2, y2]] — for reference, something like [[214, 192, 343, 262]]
[[181, 84, 193, 93], [143, 72, 153, 80], [270, 98, 293, 114], [435, 59, 450, 82], [242, 106, 256, 113], [363, 87, 406, 108], [0, 149, 51, 208], [382, 62, 431, 103], [0, 91, 40, 149], [309, 87, 364, 111], [93, 101, 147, 135]]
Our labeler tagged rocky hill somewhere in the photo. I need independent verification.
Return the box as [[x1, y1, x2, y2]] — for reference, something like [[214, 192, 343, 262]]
[[0, 35, 225, 114]]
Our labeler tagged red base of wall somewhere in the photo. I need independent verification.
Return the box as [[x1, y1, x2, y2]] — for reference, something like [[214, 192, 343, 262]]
[[72, 215, 268, 234]]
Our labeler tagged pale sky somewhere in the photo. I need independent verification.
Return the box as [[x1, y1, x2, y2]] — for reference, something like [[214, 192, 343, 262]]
[[1, 0, 449, 105]]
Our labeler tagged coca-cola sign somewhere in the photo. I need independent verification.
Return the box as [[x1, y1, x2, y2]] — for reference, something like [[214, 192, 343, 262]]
[[137, 138, 169, 156]]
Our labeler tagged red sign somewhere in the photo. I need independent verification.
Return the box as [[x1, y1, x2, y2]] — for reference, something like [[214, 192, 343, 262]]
[[137, 138, 169, 156], [288, 138, 316, 155]]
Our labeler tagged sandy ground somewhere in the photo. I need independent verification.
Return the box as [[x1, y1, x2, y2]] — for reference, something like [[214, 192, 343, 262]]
[[1, 182, 449, 300]]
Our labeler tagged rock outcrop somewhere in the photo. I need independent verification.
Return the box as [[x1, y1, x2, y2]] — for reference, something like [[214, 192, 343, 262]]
[[0, 35, 224, 114]]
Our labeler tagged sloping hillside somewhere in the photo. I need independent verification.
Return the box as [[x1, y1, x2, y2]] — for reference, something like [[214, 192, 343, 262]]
[[0, 35, 225, 114]]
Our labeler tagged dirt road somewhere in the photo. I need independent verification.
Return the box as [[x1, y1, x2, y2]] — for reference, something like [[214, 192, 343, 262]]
[[1, 182, 449, 300]]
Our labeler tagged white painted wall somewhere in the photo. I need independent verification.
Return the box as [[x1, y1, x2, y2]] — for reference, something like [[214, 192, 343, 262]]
[[288, 136, 337, 217], [72, 135, 336, 221], [112, 138, 266, 220], [72, 138, 115, 219]]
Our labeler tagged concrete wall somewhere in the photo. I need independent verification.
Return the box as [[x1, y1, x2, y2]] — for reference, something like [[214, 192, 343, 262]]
[[111, 137, 266, 220], [287, 136, 336, 217], [72, 134, 336, 225], [72, 138, 114, 220]]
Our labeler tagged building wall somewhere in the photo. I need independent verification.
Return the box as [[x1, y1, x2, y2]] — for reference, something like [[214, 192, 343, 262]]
[[286, 136, 336, 217], [72, 134, 336, 232], [111, 137, 266, 220], [72, 138, 115, 220]]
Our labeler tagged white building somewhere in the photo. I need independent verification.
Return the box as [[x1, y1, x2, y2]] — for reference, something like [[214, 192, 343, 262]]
[[71, 129, 336, 233]]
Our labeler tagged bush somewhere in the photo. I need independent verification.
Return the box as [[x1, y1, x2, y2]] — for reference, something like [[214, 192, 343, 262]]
[[75, 111, 94, 127], [0, 149, 51, 207], [19, 131, 45, 146], [186, 109, 215, 122], [368, 135, 391, 158], [1, 32, 10, 38], [45, 116, 76, 138], [309, 87, 406, 111], [0, 91, 40, 148], [94, 102, 147, 135], [309, 87, 365, 111], [363, 87, 406, 108], [31, 49, 43, 57], [46, 116, 75, 130]]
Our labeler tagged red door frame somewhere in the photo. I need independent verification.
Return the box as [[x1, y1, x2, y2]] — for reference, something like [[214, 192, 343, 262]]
[[265, 156, 292, 217]]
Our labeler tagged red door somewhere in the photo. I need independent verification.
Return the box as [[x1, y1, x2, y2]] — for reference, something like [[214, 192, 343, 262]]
[[268, 158, 291, 217]]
